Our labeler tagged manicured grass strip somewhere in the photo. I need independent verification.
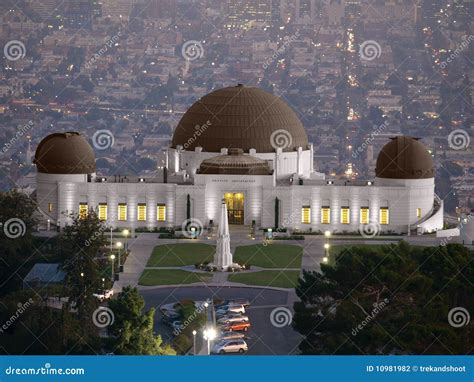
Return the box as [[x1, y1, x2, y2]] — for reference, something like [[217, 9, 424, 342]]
[[233, 244, 303, 268], [146, 243, 215, 267], [228, 270, 300, 289], [138, 269, 212, 286]]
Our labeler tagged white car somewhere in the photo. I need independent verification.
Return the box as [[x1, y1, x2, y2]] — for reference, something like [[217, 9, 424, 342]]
[[217, 315, 249, 325], [93, 289, 114, 302], [216, 304, 246, 315], [212, 339, 248, 354]]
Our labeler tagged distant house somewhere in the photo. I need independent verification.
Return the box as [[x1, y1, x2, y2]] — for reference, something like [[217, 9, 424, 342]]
[[23, 263, 66, 290]]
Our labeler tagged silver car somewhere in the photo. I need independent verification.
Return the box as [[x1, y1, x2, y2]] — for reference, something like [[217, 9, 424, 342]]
[[217, 315, 249, 325], [211, 339, 248, 354], [217, 331, 245, 342]]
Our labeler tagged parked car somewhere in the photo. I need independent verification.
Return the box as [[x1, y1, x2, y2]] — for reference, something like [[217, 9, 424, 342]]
[[211, 339, 248, 354], [93, 289, 114, 302], [217, 331, 246, 342], [226, 299, 250, 307], [220, 321, 251, 332], [217, 315, 249, 325], [215, 307, 245, 318], [215, 304, 246, 315]]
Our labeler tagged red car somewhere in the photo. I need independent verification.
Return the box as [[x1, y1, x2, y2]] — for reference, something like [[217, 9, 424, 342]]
[[223, 321, 251, 332]]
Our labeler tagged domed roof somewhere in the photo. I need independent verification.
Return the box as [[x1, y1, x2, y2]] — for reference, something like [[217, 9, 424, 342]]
[[172, 85, 308, 153], [198, 148, 271, 175], [34, 132, 96, 174], [375, 136, 434, 179]]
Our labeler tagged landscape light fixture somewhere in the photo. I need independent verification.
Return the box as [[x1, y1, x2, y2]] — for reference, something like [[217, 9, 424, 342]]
[[192, 330, 197, 355]]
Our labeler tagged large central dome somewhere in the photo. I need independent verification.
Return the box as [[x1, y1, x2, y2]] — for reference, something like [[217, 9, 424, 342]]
[[171, 85, 309, 153]]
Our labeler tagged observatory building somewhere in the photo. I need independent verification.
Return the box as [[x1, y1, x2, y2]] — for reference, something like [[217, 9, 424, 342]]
[[33, 85, 443, 234]]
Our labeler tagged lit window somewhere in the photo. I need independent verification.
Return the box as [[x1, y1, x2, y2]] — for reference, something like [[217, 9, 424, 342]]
[[321, 207, 331, 224], [137, 203, 147, 221], [301, 206, 311, 224], [416, 208, 421, 219], [157, 204, 166, 222], [341, 207, 350, 224], [98, 203, 108, 221], [79, 203, 88, 219], [360, 207, 369, 224], [380, 208, 389, 225], [118, 203, 127, 221], [48, 203, 53, 213]]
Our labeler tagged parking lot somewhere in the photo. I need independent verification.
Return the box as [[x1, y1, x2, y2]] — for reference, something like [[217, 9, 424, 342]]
[[141, 286, 302, 355]]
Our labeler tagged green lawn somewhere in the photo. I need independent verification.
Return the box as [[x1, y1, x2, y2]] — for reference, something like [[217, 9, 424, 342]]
[[146, 243, 215, 267], [138, 269, 212, 286], [233, 244, 303, 268], [228, 270, 300, 289]]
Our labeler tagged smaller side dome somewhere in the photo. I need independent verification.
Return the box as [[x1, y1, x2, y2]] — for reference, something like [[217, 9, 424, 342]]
[[198, 148, 272, 175], [34, 132, 96, 174], [375, 136, 434, 179]]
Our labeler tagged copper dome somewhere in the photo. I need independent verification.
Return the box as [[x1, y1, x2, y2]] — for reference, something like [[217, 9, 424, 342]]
[[172, 85, 309, 153], [34, 132, 96, 174], [375, 136, 434, 179], [198, 148, 271, 175]]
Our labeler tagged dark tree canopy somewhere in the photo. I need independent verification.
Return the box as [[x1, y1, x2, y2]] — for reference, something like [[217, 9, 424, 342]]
[[293, 242, 473, 355], [107, 286, 175, 355]]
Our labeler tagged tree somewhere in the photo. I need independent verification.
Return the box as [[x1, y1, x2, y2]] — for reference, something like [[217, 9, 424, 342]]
[[293, 242, 473, 355], [0, 190, 38, 295], [108, 286, 175, 355], [61, 211, 107, 337]]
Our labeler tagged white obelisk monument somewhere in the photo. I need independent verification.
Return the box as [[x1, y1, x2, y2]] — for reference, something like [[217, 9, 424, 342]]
[[213, 199, 233, 270]]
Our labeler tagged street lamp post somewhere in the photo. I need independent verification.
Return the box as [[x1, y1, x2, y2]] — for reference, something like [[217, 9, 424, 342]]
[[110, 226, 113, 253], [116, 241, 123, 271], [192, 330, 197, 355], [110, 254, 116, 281], [123, 229, 129, 252], [203, 328, 216, 355], [323, 243, 330, 264]]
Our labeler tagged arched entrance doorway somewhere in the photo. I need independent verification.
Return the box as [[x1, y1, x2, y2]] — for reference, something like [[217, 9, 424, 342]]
[[224, 192, 244, 225]]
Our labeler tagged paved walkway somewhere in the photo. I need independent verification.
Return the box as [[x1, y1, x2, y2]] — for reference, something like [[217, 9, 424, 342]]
[[113, 229, 448, 293]]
